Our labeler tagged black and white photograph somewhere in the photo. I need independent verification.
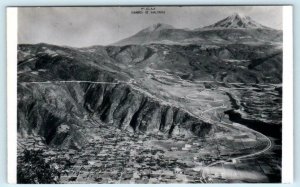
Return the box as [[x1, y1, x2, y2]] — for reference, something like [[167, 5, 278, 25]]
[[8, 6, 293, 184]]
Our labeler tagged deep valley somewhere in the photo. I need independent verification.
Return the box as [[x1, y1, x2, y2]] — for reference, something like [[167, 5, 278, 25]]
[[17, 12, 283, 184]]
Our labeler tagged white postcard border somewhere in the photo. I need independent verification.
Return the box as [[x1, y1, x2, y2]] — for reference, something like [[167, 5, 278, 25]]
[[7, 7, 18, 184], [6, 6, 294, 184]]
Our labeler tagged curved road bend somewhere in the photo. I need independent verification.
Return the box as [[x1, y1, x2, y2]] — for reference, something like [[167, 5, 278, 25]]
[[198, 98, 272, 182]]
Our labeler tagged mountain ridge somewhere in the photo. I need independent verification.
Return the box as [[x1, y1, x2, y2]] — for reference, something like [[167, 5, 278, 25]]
[[113, 13, 282, 46], [203, 13, 271, 29]]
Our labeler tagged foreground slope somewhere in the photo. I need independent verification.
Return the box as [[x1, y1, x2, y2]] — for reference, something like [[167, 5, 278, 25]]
[[17, 42, 282, 183]]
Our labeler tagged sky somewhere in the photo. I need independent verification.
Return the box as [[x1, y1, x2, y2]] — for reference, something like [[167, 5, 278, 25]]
[[18, 6, 282, 47]]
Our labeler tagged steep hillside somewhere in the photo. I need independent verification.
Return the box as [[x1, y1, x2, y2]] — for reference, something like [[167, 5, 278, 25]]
[[18, 81, 214, 148], [17, 42, 282, 149]]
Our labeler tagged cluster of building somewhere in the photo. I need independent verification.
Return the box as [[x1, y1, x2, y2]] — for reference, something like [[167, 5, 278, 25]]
[[17, 123, 273, 183]]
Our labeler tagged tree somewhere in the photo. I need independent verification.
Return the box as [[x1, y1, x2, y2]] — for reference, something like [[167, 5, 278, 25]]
[[17, 149, 61, 184]]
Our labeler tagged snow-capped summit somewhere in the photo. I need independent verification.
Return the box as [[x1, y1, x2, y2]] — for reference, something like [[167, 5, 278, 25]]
[[204, 13, 270, 29], [113, 13, 281, 46]]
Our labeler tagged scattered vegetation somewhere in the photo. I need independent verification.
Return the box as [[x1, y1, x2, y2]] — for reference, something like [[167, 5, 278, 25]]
[[17, 149, 61, 184]]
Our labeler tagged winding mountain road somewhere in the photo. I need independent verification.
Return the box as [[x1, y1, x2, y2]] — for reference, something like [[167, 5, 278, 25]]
[[198, 91, 273, 182]]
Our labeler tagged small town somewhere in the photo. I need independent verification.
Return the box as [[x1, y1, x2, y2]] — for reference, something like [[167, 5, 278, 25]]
[[18, 121, 279, 183]]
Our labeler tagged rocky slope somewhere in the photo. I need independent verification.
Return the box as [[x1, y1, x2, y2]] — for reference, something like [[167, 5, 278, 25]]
[[17, 42, 282, 148], [18, 81, 214, 148]]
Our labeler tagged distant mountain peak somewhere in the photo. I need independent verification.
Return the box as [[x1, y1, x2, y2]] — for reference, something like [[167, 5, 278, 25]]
[[140, 23, 175, 33], [113, 13, 281, 46], [231, 12, 246, 18], [204, 13, 270, 29], [229, 13, 250, 20]]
